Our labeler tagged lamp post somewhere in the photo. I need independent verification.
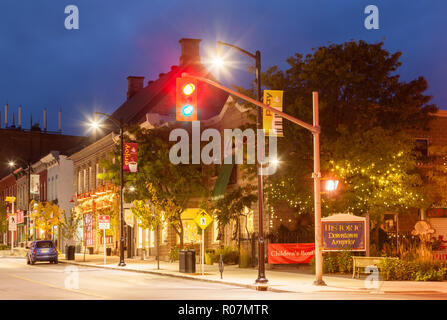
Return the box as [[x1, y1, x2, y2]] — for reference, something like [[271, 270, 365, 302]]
[[215, 41, 267, 284], [91, 112, 126, 267], [8, 158, 32, 246]]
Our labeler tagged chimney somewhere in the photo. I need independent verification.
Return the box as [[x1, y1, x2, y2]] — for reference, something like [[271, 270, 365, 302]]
[[58, 109, 62, 132], [18, 105, 22, 128], [12, 112, 15, 128], [43, 108, 47, 132], [4, 104, 7, 127], [127, 76, 145, 100], [179, 38, 202, 66]]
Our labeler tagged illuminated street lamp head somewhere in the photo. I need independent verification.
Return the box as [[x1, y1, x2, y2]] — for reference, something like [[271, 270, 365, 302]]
[[211, 56, 224, 69], [8, 161, 15, 168], [90, 120, 100, 130], [325, 179, 339, 192], [128, 185, 136, 193]]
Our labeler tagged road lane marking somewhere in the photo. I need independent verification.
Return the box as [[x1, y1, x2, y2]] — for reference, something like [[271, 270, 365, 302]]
[[11, 274, 110, 299]]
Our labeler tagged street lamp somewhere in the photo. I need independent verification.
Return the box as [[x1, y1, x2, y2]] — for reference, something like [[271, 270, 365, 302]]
[[325, 179, 339, 193], [213, 41, 267, 284], [7, 157, 32, 243], [90, 112, 126, 267]]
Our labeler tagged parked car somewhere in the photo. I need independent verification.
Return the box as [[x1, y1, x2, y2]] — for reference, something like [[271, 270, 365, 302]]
[[26, 240, 58, 265]]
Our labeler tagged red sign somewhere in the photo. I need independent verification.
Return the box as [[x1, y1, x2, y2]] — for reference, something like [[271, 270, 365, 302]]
[[123, 143, 138, 173], [428, 208, 447, 218], [17, 210, 24, 224], [268, 243, 315, 264]]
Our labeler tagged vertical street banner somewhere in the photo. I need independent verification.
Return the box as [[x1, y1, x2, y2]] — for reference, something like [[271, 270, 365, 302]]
[[263, 90, 284, 137], [123, 142, 138, 173]]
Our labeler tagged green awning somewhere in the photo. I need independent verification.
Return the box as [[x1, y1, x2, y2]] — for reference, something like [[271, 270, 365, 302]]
[[211, 162, 234, 201]]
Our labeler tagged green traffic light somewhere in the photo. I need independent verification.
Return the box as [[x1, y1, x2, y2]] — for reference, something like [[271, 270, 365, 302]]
[[182, 105, 194, 116]]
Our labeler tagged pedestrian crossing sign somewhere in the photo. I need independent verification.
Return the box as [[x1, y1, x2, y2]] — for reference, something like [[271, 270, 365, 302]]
[[193, 210, 213, 230]]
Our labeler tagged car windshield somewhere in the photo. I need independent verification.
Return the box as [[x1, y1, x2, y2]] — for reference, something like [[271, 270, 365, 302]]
[[36, 241, 54, 248]]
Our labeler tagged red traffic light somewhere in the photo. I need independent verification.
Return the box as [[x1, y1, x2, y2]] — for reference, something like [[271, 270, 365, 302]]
[[182, 83, 195, 96], [176, 78, 198, 122]]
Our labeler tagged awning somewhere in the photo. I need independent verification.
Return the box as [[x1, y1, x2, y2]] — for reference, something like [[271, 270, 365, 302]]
[[211, 162, 234, 201]]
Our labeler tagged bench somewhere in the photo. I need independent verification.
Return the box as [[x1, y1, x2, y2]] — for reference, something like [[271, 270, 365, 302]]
[[352, 256, 398, 278]]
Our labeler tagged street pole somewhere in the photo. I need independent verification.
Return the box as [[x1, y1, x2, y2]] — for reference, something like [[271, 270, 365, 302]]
[[104, 227, 106, 265], [201, 228, 204, 276], [312, 92, 325, 286], [119, 125, 126, 266], [216, 41, 267, 284], [255, 50, 267, 284], [11, 199, 14, 251]]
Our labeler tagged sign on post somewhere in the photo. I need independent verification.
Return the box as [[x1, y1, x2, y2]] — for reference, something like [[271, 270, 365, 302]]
[[321, 213, 366, 251], [98, 215, 110, 230], [263, 90, 284, 137], [194, 210, 213, 276], [8, 215, 17, 231]]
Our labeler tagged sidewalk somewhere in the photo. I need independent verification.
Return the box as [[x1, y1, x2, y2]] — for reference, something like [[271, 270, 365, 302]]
[[59, 254, 447, 294]]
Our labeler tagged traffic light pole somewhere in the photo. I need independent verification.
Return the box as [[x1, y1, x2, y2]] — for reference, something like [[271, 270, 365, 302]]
[[181, 73, 325, 285]]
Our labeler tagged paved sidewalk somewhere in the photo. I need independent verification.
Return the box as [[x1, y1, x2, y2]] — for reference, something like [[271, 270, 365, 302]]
[[59, 253, 447, 295]]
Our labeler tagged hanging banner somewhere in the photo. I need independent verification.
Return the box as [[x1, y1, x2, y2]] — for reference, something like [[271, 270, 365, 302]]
[[268, 243, 315, 264], [263, 90, 284, 137], [123, 142, 138, 173]]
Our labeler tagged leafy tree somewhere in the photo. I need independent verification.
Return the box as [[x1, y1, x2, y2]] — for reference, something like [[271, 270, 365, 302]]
[[30, 201, 64, 240], [0, 202, 8, 240], [262, 40, 437, 222], [99, 125, 211, 248], [61, 210, 81, 246], [209, 185, 257, 242]]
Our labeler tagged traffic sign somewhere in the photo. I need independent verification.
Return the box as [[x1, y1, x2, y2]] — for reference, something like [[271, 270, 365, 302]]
[[5, 196, 16, 203], [193, 210, 213, 230], [98, 215, 110, 230], [8, 215, 17, 231]]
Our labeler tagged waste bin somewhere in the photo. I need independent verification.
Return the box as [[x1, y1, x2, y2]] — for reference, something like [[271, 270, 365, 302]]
[[65, 245, 75, 260], [106, 247, 112, 256], [179, 250, 196, 273]]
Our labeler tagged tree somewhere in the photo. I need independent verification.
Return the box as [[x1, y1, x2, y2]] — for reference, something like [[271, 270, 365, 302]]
[[210, 185, 257, 242], [29, 201, 64, 240], [99, 124, 211, 248], [262, 40, 437, 222], [0, 202, 7, 243], [61, 210, 81, 247]]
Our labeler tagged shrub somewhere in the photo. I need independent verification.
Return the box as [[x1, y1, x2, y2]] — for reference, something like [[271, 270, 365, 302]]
[[337, 250, 353, 274], [169, 245, 179, 262], [0, 244, 10, 250], [214, 246, 239, 265], [378, 258, 447, 281]]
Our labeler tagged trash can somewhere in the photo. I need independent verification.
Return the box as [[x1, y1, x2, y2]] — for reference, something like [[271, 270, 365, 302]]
[[179, 250, 196, 273], [106, 247, 112, 256], [179, 250, 187, 272], [185, 250, 196, 273], [65, 245, 75, 260]]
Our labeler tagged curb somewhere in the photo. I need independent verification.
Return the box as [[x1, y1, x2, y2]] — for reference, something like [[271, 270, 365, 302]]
[[59, 260, 289, 293], [59, 260, 372, 294]]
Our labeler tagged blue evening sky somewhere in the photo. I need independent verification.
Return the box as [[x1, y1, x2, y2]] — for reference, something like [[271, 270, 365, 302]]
[[0, 1, 445, 136]]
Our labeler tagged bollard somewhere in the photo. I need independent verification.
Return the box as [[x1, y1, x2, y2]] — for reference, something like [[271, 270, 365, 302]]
[[219, 253, 224, 279]]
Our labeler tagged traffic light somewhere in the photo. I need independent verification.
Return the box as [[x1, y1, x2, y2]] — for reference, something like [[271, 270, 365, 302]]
[[176, 78, 198, 121]]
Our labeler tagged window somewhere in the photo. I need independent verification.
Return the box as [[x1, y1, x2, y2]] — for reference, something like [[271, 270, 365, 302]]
[[415, 139, 429, 159]]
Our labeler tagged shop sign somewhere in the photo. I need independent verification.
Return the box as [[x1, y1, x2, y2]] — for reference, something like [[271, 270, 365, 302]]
[[123, 143, 138, 173], [428, 208, 447, 218], [268, 243, 315, 264], [322, 213, 366, 251]]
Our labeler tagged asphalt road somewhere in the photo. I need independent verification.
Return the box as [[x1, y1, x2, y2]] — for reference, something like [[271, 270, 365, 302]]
[[0, 258, 446, 300]]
